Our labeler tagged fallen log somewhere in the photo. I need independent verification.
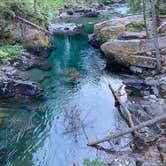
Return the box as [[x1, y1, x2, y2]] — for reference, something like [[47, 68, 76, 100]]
[[88, 113, 166, 146], [109, 84, 138, 136], [14, 15, 51, 35]]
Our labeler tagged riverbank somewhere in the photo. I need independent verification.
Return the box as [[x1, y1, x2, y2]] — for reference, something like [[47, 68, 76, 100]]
[[0, 1, 53, 99], [89, 12, 166, 165]]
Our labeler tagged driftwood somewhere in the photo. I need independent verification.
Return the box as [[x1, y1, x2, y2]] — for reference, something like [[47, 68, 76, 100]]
[[109, 84, 138, 137], [88, 113, 166, 146], [14, 14, 51, 35]]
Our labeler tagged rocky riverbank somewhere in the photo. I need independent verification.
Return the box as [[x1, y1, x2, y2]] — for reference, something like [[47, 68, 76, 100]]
[[89, 14, 166, 165], [0, 8, 53, 99]]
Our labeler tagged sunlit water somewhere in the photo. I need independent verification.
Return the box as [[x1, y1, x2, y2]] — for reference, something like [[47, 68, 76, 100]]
[[0, 6, 130, 166]]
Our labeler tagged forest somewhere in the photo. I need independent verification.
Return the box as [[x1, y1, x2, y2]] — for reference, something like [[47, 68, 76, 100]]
[[0, 0, 166, 166]]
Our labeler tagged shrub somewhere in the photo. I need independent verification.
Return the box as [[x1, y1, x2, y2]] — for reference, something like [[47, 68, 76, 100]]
[[0, 45, 24, 64]]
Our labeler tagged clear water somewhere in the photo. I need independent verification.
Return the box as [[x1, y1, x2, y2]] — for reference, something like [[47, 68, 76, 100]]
[[0, 6, 130, 166]]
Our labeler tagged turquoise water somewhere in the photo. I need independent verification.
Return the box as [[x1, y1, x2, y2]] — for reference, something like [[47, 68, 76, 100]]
[[0, 7, 130, 166]]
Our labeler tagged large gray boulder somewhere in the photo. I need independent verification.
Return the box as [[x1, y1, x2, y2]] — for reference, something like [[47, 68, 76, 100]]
[[101, 36, 166, 69], [90, 15, 144, 44]]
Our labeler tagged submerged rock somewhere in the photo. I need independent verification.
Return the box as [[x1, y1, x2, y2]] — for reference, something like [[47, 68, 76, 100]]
[[48, 23, 83, 35], [59, 68, 80, 83]]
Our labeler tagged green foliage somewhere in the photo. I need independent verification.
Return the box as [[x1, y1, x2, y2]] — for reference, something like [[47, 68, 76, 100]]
[[0, 45, 24, 64], [127, 0, 142, 13], [83, 159, 106, 166]]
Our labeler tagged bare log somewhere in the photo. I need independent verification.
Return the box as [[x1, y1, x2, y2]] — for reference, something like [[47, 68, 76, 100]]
[[14, 15, 51, 35], [88, 113, 166, 146], [109, 84, 137, 136]]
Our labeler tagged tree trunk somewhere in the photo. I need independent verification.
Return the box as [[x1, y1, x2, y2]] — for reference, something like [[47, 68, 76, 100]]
[[151, 0, 161, 72], [34, 0, 37, 14], [142, 0, 149, 38], [88, 113, 166, 146]]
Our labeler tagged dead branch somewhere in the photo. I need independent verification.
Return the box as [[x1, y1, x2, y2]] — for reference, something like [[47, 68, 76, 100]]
[[109, 84, 138, 137], [88, 113, 166, 146]]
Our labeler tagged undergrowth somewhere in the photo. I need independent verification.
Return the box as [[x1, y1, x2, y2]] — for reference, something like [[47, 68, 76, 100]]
[[0, 45, 24, 64]]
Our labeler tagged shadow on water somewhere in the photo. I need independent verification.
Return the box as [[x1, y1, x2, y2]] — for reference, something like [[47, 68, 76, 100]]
[[0, 5, 131, 166]]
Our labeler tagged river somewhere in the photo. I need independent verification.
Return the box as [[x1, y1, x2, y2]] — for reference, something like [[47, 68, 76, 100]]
[[0, 4, 130, 166]]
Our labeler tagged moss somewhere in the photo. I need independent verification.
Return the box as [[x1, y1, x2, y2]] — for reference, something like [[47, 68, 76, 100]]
[[129, 27, 141, 32], [23, 30, 49, 49], [127, 21, 144, 32]]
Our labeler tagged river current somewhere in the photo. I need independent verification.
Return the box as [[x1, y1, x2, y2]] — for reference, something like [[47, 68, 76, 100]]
[[0, 5, 130, 166]]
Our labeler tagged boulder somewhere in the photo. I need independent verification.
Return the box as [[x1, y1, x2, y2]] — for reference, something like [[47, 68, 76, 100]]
[[12, 51, 52, 71], [0, 67, 42, 99], [92, 15, 144, 43], [110, 155, 136, 166], [101, 36, 166, 69], [0, 20, 50, 49], [74, 7, 99, 17], [48, 23, 83, 35]]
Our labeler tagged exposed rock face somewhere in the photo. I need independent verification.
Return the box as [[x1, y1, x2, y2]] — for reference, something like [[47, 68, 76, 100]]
[[158, 21, 166, 35], [101, 36, 166, 69], [58, 6, 100, 19], [48, 23, 83, 35], [0, 20, 50, 49], [90, 15, 144, 44], [13, 51, 52, 71], [0, 67, 42, 99], [74, 7, 99, 17], [110, 155, 136, 166]]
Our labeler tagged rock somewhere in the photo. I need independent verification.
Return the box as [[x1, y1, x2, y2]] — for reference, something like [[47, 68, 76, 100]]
[[158, 140, 166, 163], [140, 146, 163, 166], [158, 75, 166, 97], [13, 50, 52, 71], [118, 31, 147, 40], [0, 67, 42, 99], [91, 15, 144, 43], [3, 22, 50, 49], [129, 66, 143, 74], [88, 34, 104, 48], [158, 21, 166, 34], [66, 9, 74, 15], [110, 155, 136, 166], [37, 75, 49, 83], [74, 6, 99, 17], [101, 36, 166, 69], [48, 23, 83, 35]]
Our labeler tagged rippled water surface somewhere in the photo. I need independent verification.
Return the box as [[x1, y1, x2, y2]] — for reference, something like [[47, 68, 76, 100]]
[[0, 6, 130, 166]]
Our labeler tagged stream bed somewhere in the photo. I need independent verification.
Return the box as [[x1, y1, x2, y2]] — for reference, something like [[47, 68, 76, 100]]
[[0, 6, 131, 166]]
